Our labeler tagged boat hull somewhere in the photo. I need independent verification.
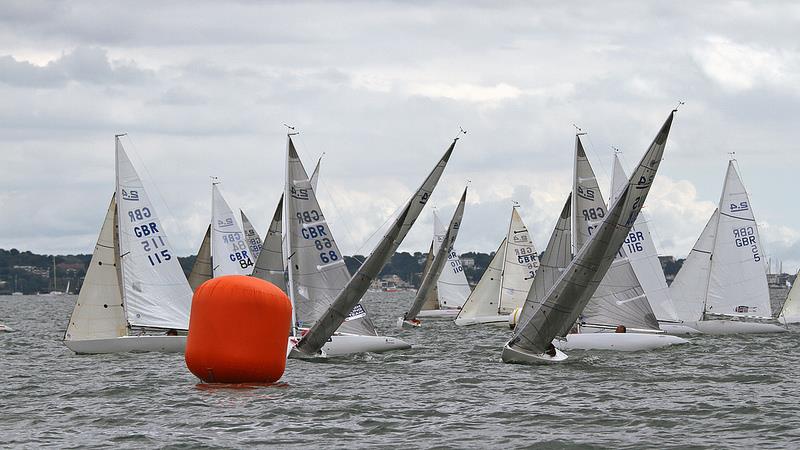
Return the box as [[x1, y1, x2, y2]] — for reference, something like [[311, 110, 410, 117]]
[[64, 335, 186, 354], [0, 324, 12, 332], [554, 332, 688, 352], [454, 314, 510, 327], [683, 320, 787, 335], [501, 343, 569, 364], [396, 317, 421, 329], [417, 309, 460, 319], [289, 333, 411, 358]]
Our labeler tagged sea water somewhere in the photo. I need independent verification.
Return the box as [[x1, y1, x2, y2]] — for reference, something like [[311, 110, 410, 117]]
[[2, 293, 799, 448]]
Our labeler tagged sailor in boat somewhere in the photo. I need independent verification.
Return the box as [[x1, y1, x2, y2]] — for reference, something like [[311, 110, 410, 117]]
[[615, 325, 627, 333]]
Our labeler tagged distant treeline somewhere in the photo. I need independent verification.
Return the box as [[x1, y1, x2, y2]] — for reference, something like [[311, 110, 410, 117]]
[[0, 248, 685, 295]]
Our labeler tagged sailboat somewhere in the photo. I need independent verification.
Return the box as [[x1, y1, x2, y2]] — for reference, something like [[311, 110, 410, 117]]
[[12, 275, 23, 295], [455, 205, 539, 326], [551, 134, 686, 351], [186, 181, 254, 291], [291, 137, 456, 357], [608, 153, 698, 335], [669, 160, 787, 334], [779, 271, 800, 324], [63, 136, 193, 354], [503, 110, 678, 364], [397, 188, 467, 328], [48, 256, 64, 295], [415, 208, 472, 319]]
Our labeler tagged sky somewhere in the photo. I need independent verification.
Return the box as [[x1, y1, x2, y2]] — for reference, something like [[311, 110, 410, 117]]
[[1, 1, 799, 271]]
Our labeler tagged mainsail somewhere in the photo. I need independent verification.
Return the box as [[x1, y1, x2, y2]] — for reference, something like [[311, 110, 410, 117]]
[[240, 210, 264, 261], [574, 137, 659, 331], [296, 139, 456, 355], [418, 241, 440, 311], [704, 161, 772, 319], [187, 225, 212, 292], [65, 194, 127, 341], [406, 188, 467, 320], [498, 207, 539, 314], [432, 210, 471, 309], [115, 138, 192, 330], [284, 137, 376, 336], [610, 154, 679, 322], [780, 271, 800, 323], [251, 195, 287, 291], [669, 210, 719, 322], [211, 183, 254, 277], [506, 111, 675, 356]]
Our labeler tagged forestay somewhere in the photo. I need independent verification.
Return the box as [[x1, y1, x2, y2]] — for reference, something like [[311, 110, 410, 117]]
[[406, 188, 467, 320], [704, 161, 772, 319], [573, 138, 659, 331], [211, 183, 254, 277], [252, 195, 287, 291], [506, 111, 674, 356], [610, 154, 679, 322], [241, 210, 264, 261], [65, 195, 127, 341], [433, 210, 471, 309], [669, 210, 718, 322], [116, 139, 192, 330], [285, 138, 376, 336], [498, 207, 539, 314], [296, 139, 456, 355]]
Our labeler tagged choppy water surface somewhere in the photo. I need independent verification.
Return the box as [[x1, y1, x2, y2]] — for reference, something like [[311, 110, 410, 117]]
[[2, 293, 799, 448]]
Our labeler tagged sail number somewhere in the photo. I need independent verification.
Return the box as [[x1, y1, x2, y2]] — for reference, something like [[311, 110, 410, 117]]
[[581, 207, 605, 221], [623, 231, 645, 254], [140, 235, 173, 266], [298, 213, 340, 264], [733, 226, 761, 262], [449, 251, 464, 273], [127, 207, 151, 222], [296, 209, 321, 224], [514, 247, 538, 278], [222, 232, 253, 269]]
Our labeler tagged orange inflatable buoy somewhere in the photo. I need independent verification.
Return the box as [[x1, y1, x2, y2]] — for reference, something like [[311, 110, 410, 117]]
[[185, 275, 292, 384]]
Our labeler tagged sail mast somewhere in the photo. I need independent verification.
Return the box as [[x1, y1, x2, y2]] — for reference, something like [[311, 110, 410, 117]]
[[284, 133, 298, 334]]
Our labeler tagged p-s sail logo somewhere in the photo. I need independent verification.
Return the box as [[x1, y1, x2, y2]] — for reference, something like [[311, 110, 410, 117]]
[[121, 189, 139, 201], [730, 201, 749, 213], [217, 218, 234, 228]]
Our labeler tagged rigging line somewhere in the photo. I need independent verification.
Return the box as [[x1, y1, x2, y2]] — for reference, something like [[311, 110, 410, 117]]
[[121, 135, 194, 253]]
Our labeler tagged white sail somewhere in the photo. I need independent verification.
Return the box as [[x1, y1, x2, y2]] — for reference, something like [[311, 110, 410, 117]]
[[669, 210, 719, 322], [780, 271, 800, 323], [505, 111, 675, 358], [296, 139, 456, 355], [454, 239, 505, 324], [610, 154, 679, 322], [115, 139, 192, 330], [406, 188, 467, 320], [498, 207, 539, 314], [573, 138, 659, 331], [240, 210, 264, 261], [252, 195, 287, 291], [433, 210, 471, 309], [285, 138, 376, 335], [187, 225, 212, 292], [65, 194, 127, 341], [516, 194, 572, 333], [704, 161, 772, 319], [419, 241, 440, 311], [211, 183, 254, 277]]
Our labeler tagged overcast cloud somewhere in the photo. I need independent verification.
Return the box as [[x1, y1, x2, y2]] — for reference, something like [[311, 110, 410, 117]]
[[1, 1, 799, 271]]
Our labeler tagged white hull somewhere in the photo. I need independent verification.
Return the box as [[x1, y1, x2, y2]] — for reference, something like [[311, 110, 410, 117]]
[[454, 314, 510, 327], [64, 335, 186, 354], [554, 332, 688, 352], [683, 320, 787, 335], [501, 343, 569, 364], [417, 309, 460, 319], [659, 322, 702, 335], [289, 333, 411, 358], [0, 324, 12, 332]]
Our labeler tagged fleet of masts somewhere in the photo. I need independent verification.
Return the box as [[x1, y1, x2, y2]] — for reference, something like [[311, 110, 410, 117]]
[[54, 108, 800, 363]]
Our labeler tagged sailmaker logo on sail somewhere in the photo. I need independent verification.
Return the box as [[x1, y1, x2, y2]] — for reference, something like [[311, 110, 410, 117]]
[[121, 189, 139, 201]]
